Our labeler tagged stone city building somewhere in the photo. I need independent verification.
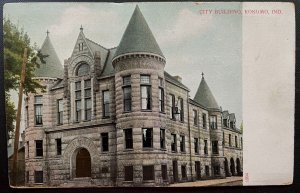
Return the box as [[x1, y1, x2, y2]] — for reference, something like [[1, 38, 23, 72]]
[[24, 6, 243, 187]]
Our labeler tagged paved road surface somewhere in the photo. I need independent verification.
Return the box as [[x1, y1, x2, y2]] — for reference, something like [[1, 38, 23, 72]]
[[170, 176, 243, 187]]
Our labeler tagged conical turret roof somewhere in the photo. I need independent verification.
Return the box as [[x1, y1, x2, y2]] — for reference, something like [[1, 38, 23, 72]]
[[114, 5, 164, 60], [194, 76, 220, 110], [34, 32, 63, 79]]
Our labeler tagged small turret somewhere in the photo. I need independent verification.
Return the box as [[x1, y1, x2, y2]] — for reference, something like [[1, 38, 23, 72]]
[[34, 31, 63, 79], [194, 73, 220, 110]]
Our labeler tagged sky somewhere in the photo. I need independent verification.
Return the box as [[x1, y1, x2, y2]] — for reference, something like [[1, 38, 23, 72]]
[[4, 2, 242, 127]]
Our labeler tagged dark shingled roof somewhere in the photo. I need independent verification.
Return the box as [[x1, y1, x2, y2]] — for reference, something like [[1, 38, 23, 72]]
[[35, 34, 63, 78], [114, 5, 164, 60], [194, 77, 219, 110], [229, 113, 236, 121]]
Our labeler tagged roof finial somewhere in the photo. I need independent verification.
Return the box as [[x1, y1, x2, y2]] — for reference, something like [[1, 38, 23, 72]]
[[46, 30, 49, 36], [80, 25, 83, 31], [201, 72, 204, 78]]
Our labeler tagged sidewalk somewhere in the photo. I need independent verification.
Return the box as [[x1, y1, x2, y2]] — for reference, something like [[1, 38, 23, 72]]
[[169, 176, 243, 187]]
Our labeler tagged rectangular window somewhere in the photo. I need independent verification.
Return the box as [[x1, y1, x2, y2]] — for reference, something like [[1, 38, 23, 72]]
[[205, 166, 210, 176], [241, 137, 243, 149], [35, 140, 43, 157], [101, 133, 109, 152], [124, 166, 133, 181], [212, 141, 219, 155], [140, 75, 151, 110], [84, 98, 92, 120], [123, 76, 132, 112], [230, 121, 234, 129], [160, 129, 165, 149], [229, 134, 232, 147], [178, 98, 184, 122], [202, 113, 206, 129], [194, 138, 199, 154], [161, 165, 168, 180], [143, 165, 154, 181], [169, 94, 175, 119], [56, 138, 61, 155], [223, 119, 228, 127], [193, 110, 198, 126], [235, 136, 238, 147], [34, 171, 43, 183], [124, 129, 133, 149], [213, 165, 220, 176], [159, 88, 164, 112], [75, 100, 81, 122], [75, 81, 81, 90], [171, 134, 177, 152], [84, 79, 91, 121], [25, 106, 29, 127], [103, 90, 110, 118], [142, 128, 153, 148], [180, 135, 185, 152], [57, 99, 63, 125], [34, 96, 43, 125], [204, 139, 208, 155], [181, 165, 187, 179], [210, 116, 217, 129], [27, 141, 29, 158], [159, 78, 164, 112]]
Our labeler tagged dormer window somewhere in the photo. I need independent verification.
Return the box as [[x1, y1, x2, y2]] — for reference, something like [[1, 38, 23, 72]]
[[76, 63, 90, 76]]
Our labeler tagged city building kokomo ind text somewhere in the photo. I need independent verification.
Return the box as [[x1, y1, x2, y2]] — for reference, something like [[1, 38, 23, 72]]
[[24, 6, 243, 187]]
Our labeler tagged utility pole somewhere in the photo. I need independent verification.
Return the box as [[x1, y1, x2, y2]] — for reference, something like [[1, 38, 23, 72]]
[[11, 47, 27, 186]]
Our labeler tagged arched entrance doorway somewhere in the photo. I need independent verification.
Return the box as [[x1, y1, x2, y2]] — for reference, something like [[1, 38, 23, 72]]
[[230, 158, 235, 176], [236, 158, 242, 176], [76, 148, 91, 177], [224, 158, 230, 177]]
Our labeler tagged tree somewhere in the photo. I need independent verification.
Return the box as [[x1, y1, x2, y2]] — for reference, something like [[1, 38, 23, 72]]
[[4, 18, 45, 138]]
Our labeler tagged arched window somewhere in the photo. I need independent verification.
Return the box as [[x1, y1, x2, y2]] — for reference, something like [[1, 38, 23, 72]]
[[76, 63, 90, 76]]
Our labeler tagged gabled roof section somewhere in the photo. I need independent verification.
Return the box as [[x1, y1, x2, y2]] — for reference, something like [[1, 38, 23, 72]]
[[194, 76, 220, 110], [229, 113, 236, 122], [164, 71, 189, 91], [35, 33, 63, 78], [222, 110, 229, 119], [114, 5, 164, 60]]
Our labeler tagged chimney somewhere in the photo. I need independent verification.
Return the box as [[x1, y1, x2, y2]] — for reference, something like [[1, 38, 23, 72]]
[[173, 75, 182, 83]]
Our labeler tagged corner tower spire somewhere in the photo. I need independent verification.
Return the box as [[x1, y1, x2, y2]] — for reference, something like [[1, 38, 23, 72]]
[[113, 5, 164, 61], [34, 31, 63, 79], [194, 75, 220, 110]]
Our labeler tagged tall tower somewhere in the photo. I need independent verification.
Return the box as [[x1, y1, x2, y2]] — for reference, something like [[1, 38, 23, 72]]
[[25, 31, 63, 185], [112, 6, 167, 186], [194, 74, 225, 178]]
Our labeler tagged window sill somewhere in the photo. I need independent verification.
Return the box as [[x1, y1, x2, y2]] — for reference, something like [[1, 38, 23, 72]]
[[102, 151, 109, 154], [123, 111, 132, 114], [56, 123, 63, 126], [181, 151, 186, 154], [34, 183, 44, 185], [35, 156, 43, 159], [160, 148, 167, 151], [123, 148, 134, 151], [83, 119, 91, 122], [141, 109, 152, 112], [102, 116, 110, 119], [143, 147, 154, 151], [123, 180, 134, 183], [171, 151, 177, 153], [34, 125, 43, 127], [212, 154, 219, 156], [143, 180, 155, 183]]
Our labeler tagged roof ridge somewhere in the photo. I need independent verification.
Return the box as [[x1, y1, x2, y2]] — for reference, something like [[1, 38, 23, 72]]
[[85, 37, 108, 50]]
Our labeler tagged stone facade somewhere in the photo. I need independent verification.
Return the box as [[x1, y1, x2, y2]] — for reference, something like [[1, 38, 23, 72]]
[[24, 6, 242, 187]]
